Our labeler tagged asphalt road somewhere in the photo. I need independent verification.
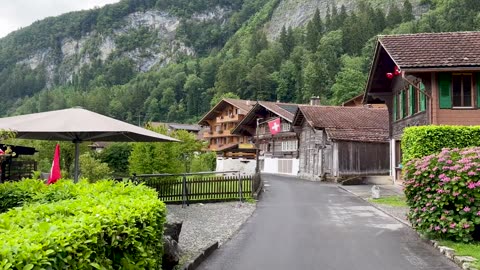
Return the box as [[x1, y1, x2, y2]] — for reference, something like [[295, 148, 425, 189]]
[[197, 174, 459, 270]]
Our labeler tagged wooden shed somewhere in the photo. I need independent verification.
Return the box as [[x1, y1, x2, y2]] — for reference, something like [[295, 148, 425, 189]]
[[292, 106, 390, 181]]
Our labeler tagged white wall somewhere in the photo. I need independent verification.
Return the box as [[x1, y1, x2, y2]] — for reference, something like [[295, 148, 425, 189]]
[[215, 158, 256, 175], [261, 157, 299, 175], [390, 138, 396, 182]]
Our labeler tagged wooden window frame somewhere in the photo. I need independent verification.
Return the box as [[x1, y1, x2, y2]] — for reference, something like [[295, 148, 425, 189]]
[[451, 73, 474, 108]]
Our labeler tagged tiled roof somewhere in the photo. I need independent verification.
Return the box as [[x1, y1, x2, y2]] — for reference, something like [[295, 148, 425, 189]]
[[198, 98, 254, 125], [379, 31, 480, 68], [296, 106, 389, 143], [326, 129, 389, 143], [224, 98, 255, 114], [257, 101, 299, 122]]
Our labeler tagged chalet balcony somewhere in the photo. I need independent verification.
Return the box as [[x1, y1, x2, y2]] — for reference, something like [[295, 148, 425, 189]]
[[203, 129, 234, 138], [216, 114, 244, 123]]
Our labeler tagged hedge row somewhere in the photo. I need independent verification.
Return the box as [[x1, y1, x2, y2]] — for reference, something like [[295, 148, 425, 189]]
[[404, 147, 480, 242], [0, 180, 166, 269], [402, 126, 480, 164]]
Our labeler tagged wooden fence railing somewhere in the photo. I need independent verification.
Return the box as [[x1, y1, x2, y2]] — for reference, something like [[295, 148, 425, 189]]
[[133, 171, 257, 205]]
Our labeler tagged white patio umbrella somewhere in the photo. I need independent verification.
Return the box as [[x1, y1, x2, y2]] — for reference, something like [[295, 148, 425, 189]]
[[0, 107, 179, 182]]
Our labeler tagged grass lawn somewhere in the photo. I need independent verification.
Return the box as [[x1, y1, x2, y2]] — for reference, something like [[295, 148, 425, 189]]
[[368, 196, 408, 207], [440, 241, 480, 268]]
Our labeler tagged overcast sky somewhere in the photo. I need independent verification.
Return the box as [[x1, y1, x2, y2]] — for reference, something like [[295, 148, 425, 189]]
[[0, 0, 121, 38]]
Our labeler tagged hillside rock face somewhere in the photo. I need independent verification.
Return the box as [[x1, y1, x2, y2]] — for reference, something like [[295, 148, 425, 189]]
[[16, 8, 228, 87], [265, 0, 426, 39]]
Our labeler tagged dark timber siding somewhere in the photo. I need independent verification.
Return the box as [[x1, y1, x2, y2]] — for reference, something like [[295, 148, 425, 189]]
[[337, 141, 389, 176]]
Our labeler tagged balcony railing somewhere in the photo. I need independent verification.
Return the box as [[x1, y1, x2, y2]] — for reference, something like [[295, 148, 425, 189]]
[[216, 114, 243, 123]]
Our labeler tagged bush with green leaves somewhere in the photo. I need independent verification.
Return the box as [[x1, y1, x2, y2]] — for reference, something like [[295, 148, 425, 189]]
[[0, 180, 166, 269], [0, 179, 46, 213], [402, 126, 480, 164], [404, 147, 480, 242], [80, 153, 113, 182]]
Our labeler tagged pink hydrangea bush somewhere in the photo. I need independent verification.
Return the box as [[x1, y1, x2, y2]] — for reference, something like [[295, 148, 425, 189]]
[[404, 147, 480, 242]]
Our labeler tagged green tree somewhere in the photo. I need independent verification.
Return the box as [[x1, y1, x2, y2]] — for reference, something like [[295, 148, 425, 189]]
[[79, 153, 113, 182], [97, 143, 132, 176], [331, 55, 368, 104], [184, 74, 204, 116], [402, 0, 415, 22], [210, 92, 240, 107], [246, 64, 273, 100], [387, 4, 403, 27]]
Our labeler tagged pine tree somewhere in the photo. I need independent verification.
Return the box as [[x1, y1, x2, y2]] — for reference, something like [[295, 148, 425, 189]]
[[312, 8, 323, 34], [325, 6, 332, 31], [386, 4, 403, 27], [305, 21, 319, 52], [402, 0, 415, 22], [331, 4, 340, 30], [339, 5, 348, 26]]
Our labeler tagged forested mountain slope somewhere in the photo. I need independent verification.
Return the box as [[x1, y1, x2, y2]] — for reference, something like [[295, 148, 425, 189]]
[[0, 0, 478, 124]]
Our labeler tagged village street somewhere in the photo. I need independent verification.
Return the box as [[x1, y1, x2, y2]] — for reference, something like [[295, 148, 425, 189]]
[[197, 174, 459, 270]]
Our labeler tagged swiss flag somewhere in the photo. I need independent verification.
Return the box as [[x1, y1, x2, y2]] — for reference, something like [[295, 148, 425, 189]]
[[47, 144, 61, 185], [268, 118, 281, 135]]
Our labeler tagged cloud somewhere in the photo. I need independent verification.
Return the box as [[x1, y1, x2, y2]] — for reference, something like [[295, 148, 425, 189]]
[[0, 0, 120, 38]]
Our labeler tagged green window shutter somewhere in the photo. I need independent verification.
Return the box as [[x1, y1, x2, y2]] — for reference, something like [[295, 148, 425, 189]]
[[420, 82, 426, 111], [393, 94, 397, 121], [399, 91, 404, 118], [438, 73, 452, 109], [409, 85, 414, 115], [477, 73, 480, 108]]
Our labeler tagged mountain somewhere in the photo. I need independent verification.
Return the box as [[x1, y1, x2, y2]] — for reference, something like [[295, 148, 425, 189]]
[[0, 0, 478, 123]]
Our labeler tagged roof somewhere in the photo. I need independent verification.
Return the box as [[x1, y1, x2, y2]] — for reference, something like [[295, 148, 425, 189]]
[[293, 106, 389, 143], [150, 122, 201, 132], [198, 98, 254, 126], [231, 101, 301, 136], [379, 31, 480, 69]]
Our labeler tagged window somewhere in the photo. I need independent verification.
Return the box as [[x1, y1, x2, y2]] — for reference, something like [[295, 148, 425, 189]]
[[281, 140, 298, 151], [439, 73, 477, 109], [281, 121, 291, 132], [452, 74, 473, 107]]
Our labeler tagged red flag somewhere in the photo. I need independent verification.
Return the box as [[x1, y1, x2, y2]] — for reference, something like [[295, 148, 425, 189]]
[[47, 144, 61, 185], [268, 118, 281, 135]]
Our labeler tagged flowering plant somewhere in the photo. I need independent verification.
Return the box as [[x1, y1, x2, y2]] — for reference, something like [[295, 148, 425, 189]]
[[404, 147, 480, 242]]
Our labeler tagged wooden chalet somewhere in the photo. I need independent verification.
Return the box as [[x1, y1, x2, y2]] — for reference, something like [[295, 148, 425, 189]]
[[198, 98, 256, 172], [292, 106, 389, 181], [364, 31, 480, 183], [232, 101, 301, 175]]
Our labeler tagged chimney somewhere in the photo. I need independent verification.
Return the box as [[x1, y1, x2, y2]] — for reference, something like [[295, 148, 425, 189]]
[[310, 96, 321, 106]]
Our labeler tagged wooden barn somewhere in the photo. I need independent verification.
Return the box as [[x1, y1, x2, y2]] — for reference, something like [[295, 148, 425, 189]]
[[292, 106, 390, 181]]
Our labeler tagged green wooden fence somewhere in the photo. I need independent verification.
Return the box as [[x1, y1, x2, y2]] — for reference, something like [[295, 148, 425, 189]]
[[133, 172, 255, 204]]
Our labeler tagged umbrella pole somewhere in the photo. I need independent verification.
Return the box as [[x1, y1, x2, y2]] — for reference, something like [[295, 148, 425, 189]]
[[74, 141, 80, 183]]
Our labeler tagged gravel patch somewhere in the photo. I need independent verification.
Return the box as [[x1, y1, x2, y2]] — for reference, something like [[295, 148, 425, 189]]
[[166, 202, 256, 261]]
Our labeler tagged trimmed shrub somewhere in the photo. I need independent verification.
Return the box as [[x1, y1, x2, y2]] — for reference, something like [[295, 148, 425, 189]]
[[404, 147, 480, 242], [402, 126, 480, 163], [0, 179, 46, 213], [0, 180, 166, 269]]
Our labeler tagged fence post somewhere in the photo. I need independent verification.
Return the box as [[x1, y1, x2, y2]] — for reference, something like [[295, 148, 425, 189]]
[[182, 174, 188, 208], [238, 171, 243, 203]]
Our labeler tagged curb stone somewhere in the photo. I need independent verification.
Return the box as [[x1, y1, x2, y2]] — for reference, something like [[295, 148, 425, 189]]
[[337, 186, 479, 270], [181, 242, 219, 270]]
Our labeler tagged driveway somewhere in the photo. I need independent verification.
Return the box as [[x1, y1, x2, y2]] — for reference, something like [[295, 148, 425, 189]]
[[197, 174, 458, 270]]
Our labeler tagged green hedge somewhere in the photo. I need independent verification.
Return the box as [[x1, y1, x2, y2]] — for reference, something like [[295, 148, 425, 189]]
[[0, 179, 46, 213], [402, 126, 480, 164], [0, 180, 166, 269]]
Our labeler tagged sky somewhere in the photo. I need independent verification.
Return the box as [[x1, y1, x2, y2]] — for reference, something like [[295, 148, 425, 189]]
[[0, 0, 121, 38]]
